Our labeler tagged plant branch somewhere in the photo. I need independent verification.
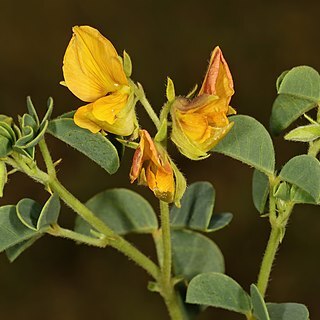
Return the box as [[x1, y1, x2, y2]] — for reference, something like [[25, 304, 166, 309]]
[[47, 224, 108, 248], [158, 200, 184, 320], [15, 141, 161, 281], [160, 200, 172, 285], [256, 225, 281, 297], [49, 177, 160, 280], [256, 177, 294, 297], [130, 80, 160, 129], [38, 138, 56, 177], [308, 138, 320, 157]]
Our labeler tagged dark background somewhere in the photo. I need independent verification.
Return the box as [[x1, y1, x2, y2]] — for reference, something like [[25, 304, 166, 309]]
[[0, 1, 320, 319]]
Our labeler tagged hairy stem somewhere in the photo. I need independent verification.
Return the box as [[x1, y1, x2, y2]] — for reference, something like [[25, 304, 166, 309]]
[[256, 176, 294, 297], [130, 80, 160, 129], [139, 94, 161, 129], [160, 200, 172, 285], [308, 138, 320, 157], [14, 141, 161, 281], [49, 177, 160, 280], [159, 201, 184, 320], [47, 224, 108, 247], [256, 225, 281, 297], [38, 138, 56, 177]]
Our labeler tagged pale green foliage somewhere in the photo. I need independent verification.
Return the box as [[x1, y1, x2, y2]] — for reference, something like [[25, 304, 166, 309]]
[[251, 284, 270, 320], [48, 117, 122, 174], [279, 155, 320, 203], [270, 66, 320, 135], [266, 303, 309, 320], [75, 188, 158, 236], [213, 115, 275, 175], [171, 181, 232, 232], [0, 206, 38, 252], [252, 169, 270, 214], [123, 50, 132, 77], [171, 230, 224, 281], [0, 161, 7, 197], [186, 272, 252, 315], [285, 123, 320, 142]]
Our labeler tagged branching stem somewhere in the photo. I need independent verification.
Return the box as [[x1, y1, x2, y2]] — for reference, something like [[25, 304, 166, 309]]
[[256, 176, 294, 297]]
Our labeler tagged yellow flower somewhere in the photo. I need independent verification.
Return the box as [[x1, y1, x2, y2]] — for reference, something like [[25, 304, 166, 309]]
[[130, 130, 175, 203], [63, 25, 137, 136], [171, 46, 236, 160]]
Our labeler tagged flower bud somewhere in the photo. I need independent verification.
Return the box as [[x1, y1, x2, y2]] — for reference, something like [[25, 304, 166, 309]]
[[130, 130, 185, 204], [171, 47, 236, 160]]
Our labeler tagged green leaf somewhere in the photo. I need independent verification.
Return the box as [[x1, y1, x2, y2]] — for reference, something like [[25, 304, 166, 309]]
[[252, 169, 270, 214], [0, 135, 12, 157], [26, 96, 40, 125], [274, 182, 291, 202], [0, 125, 14, 141], [16, 198, 42, 230], [251, 284, 270, 320], [270, 96, 316, 136], [0, 121, 16, 143], [40, 97, 54, 127], [213, 115, 275, 175], [20, 121, 48, 149], [186, 272, 252, 315], [6, 235, 42, 262], [37, 193, 60, 230], [266, 303, 309, 320], [206, 213, 233, 231], [166, 77, 175, 102], [278, 66, 320, 100], [21, 114, 37, 132], [75, 188, 158, 236], [276, 70, 289, 91], [171, 181, 232, 232], [171, 230, 224, 281], [285, 123, 320, 142], [290, 185, 317, 205], [57, 110, 76, 119], [47, 118, 121, 174], [123, 50, 132, 77], [171, 161, 187, 208], [279, 155, 320, 202], [0, 161, 7, 197], [0, 205, 39, 252], [15, 126, 34, 147], [270, 66, 320, 135]]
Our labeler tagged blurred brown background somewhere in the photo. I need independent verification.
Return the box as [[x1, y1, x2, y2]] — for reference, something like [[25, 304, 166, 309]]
[[0, 0, 320, 319]]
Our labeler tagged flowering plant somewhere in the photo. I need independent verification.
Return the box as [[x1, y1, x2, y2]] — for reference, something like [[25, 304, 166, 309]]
[[1, 25, 319, 320]]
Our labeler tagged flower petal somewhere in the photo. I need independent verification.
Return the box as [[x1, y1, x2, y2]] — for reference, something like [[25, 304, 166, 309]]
[[74, 103, 101, 133], [130, 130, 175, 202], [91, 90, 128, 124], [199, 46, 234, 102], [63, 26, 128, 102], [179, 112, 211, 143]]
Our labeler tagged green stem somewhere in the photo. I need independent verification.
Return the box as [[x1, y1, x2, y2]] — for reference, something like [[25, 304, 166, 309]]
[[159, 201, 184, 320], [14, 142, 160, 281], [256, 225, 281, 297], [160, 200, 172, 284], [130, 80, 160, 129], [38, 138, 56, 177], [47, 224, 108, 248], [256, 176, 294, 297], [162, 290, 184, 320], [308, 138, 320, 157], [49, 177, 160, 280], [139, 95, 161, 129]]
